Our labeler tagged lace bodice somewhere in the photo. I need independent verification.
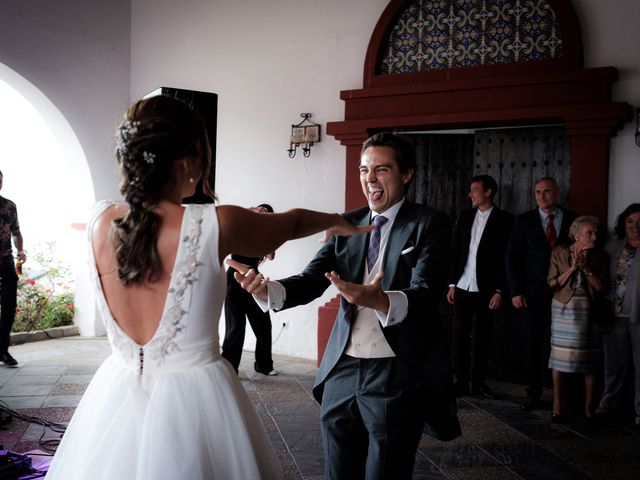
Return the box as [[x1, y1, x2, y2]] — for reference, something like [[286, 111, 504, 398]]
[[88, 202, 226, 377]]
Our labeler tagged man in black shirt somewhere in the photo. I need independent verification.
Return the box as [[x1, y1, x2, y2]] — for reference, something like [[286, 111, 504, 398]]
[[222, 204, 277, 375], [0, 170, 26, 367]]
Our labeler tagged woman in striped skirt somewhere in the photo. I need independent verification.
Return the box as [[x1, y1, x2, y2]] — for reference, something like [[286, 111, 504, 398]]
[[547, 216, 609, 422]]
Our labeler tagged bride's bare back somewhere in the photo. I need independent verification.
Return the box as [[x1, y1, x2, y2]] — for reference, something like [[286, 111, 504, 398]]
[[92, 201, 184, 346]]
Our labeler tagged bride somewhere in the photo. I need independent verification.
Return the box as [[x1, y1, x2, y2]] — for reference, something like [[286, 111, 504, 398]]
[[45, 95, 371, 479]]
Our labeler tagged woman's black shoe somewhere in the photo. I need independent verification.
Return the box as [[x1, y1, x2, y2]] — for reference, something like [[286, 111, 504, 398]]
[[551, 412, 567, 424]]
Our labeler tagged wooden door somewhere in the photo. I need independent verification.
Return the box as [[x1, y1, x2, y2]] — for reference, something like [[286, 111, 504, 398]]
[[404, 126, 570, 383], [474, 126, 570, 216], [405, 133, 475, 226]]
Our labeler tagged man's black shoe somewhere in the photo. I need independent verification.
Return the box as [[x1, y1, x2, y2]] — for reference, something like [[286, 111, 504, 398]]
[[471, 383, 496, 399], [254, 361, 278, 376], [0, 352, 18, 367]]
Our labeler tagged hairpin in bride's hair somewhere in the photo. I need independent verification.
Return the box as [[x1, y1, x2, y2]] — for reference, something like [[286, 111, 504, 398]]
[[116, 120, 140, 158], [142, 151, 156, 164]]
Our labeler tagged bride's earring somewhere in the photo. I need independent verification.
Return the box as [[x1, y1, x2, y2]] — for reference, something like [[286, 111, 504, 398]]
[[186, 168, 194, 184]]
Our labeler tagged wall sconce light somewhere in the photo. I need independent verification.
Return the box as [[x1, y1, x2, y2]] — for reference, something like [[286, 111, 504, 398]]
[[636, 108, 640, 147], [287, 113, 321, 158]]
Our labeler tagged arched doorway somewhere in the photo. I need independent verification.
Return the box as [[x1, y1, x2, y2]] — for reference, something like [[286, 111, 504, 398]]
[[0, 63, 100, 336]]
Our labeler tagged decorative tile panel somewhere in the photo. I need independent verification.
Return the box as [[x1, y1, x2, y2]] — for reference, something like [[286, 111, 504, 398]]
[[380, 0, 563, 74]]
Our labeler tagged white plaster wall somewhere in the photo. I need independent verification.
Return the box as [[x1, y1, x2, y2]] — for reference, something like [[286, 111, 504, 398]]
[[129, 0, 640, 360], [572, 0, 640, 227], [0, 0, 131, 202], [130, 0, 389, 359], [1, 0, 637, 359], [0, 0, 132, 336]]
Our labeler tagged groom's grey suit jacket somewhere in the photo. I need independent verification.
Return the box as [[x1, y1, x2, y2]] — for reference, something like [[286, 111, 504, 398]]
[[277, 200, 461, 441]]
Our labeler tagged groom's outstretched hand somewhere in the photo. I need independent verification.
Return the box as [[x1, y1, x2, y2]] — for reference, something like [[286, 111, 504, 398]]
[[325, 271, 389, 314], [226, 259, 269, 303]]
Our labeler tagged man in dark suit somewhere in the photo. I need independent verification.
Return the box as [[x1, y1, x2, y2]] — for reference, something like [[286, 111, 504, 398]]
[[232, 132, 460, 479], [447, 175, 514, 399], [506, 176, 578, 410]]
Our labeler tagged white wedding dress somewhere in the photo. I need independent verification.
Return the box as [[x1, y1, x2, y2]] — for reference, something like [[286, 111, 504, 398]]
[[46, 202, 283, 480]]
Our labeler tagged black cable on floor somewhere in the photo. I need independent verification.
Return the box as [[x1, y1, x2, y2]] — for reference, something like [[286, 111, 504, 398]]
[[271, 322, 285, 345], [0, 400, 66, 453]]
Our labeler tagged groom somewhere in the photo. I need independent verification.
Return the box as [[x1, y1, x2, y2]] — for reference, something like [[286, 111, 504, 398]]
[[232, 132, 460, 479]]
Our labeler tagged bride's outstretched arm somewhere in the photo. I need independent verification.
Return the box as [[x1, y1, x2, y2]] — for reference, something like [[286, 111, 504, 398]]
[[216, 205, 372, 264]]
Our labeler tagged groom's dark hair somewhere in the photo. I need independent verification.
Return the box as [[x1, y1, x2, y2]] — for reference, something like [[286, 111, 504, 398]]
[[361, 132, 416, 175]]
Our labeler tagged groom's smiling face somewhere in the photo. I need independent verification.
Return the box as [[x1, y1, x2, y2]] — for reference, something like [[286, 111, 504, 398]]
[[359, 146, 413, 214]]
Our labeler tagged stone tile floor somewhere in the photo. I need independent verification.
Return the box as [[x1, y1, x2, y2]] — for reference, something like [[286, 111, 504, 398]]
[[1, 337, 639, 479]]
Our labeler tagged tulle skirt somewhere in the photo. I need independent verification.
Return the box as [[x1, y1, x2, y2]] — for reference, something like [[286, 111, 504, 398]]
[[45, 354, 283, 480]]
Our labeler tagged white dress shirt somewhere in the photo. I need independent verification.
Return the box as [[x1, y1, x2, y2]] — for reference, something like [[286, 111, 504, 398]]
[[455, 206, 493, 292], [256, 199, 410, 358], [538, 207, 562, 235]]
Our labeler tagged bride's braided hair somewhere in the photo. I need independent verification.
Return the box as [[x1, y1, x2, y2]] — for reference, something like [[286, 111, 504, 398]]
[[113, 95, 212, 285]]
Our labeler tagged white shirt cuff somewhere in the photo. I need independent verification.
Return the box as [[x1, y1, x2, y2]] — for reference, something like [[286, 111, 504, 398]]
[[376, 290, 408, 327], [254, 280, 286, 312]]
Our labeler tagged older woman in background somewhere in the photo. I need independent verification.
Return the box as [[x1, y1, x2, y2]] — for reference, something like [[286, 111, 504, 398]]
[[547, 216, 608, 422], [597, 203, 640, 428]]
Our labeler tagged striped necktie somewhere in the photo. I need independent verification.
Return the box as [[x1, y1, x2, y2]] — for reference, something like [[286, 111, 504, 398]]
[[367, 215, 388, 270]]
